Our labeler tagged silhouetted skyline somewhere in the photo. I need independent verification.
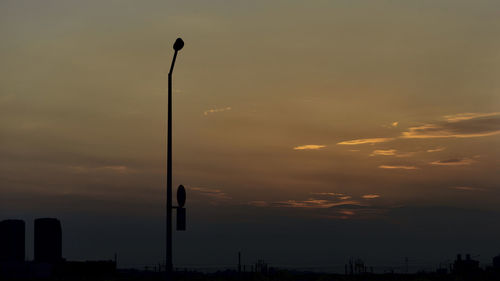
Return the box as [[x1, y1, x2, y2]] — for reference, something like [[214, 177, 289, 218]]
[[1, 217, 500, 280]]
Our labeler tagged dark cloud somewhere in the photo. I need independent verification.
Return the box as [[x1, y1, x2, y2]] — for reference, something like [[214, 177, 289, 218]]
[[429, 158, 475, 166], [402, 113, 500, 139], [337, 112, 500, 146]]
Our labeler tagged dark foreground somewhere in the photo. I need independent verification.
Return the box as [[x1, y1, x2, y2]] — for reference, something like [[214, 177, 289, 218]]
[[3, 269, 500, 281], [117, 270, 500, 281], [2, 256, 500, 281]]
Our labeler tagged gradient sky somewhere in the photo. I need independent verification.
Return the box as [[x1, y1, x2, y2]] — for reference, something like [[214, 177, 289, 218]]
[[1, 0, 500, 272]]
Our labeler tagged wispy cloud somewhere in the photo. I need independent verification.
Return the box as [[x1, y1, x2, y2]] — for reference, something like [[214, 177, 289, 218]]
[[247, 201, 269, 207], [339, 210, 355, 216], [69, 165, 131, 174], [190, 187, 232, 200], [395, 152, 415, 158], [250, 192, 364, 209], [450, 186, 486, 191], [203, 106, 232, 116], [366, 149, 414, 157], [337, 138, 395, 145], [322, 208, 387, 220], [382, 121, 399, 128], [402, 112, 500, 139], [293, 144, 326, 150], [379, 165, 418, 170], [429, 158, 475, 166], [443, 112, 500, 122], [338, 112, 500, 148], [402, 124, 500, 139], [310, 192, 352, 200], [427, 147, 446, 153], [362, 194, 381, 199], [370, 149, 396, 156], [272, 199, 362, 209], [370, 149, 414, 157], [249, 194, 387, 220], [310, 192, 344, 196], [101, 165, 129, 173]]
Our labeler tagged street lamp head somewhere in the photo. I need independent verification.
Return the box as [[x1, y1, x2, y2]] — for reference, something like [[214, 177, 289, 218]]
[[173, 38, 184, 51]]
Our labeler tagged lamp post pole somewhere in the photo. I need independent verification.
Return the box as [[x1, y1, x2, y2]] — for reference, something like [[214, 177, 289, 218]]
[[167, 37, 184, 281]]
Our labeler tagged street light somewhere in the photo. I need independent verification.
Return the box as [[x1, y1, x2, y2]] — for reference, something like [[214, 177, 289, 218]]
[[166, 37, 184, 280]]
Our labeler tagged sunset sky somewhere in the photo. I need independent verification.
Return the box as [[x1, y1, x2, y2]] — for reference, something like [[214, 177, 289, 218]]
[[1, 0, 500, 271]]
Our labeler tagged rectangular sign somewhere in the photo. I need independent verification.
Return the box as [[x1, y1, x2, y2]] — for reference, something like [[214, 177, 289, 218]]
[[176, 208, 186, 231]]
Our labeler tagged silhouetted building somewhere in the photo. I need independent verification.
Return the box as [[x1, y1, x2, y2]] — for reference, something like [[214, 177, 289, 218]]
[[493, 254, 500, 270], [0, 219, 25, 262], [34, 218, 62, 263], [347, 258, 368, 275], [254, 260, 269, 274], [453, 254, 480, 275]]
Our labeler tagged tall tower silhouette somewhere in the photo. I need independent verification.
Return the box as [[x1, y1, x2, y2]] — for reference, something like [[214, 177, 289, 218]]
[[34, 218, 62, 263], [0, 219, 25, 262]]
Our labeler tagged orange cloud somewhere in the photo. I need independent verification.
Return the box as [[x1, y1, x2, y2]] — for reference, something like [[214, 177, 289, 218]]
[[379, 165, 418, 170], [443, 112, 500, 122], [402, 112, 500, 139], [341, 112, 500, 144], [362, 194, 380, 199], [293, 144, 326, 150], [427, 147, 446, 153], [370, 149, 414, 157], [337, 137, 395, 145], [370, 149, 396, 156], [339, 210, 355, 216], [401, 124, 500, 139]]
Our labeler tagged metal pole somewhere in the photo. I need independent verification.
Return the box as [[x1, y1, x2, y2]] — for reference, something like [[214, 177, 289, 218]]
[[167, 50, 178, 281]]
